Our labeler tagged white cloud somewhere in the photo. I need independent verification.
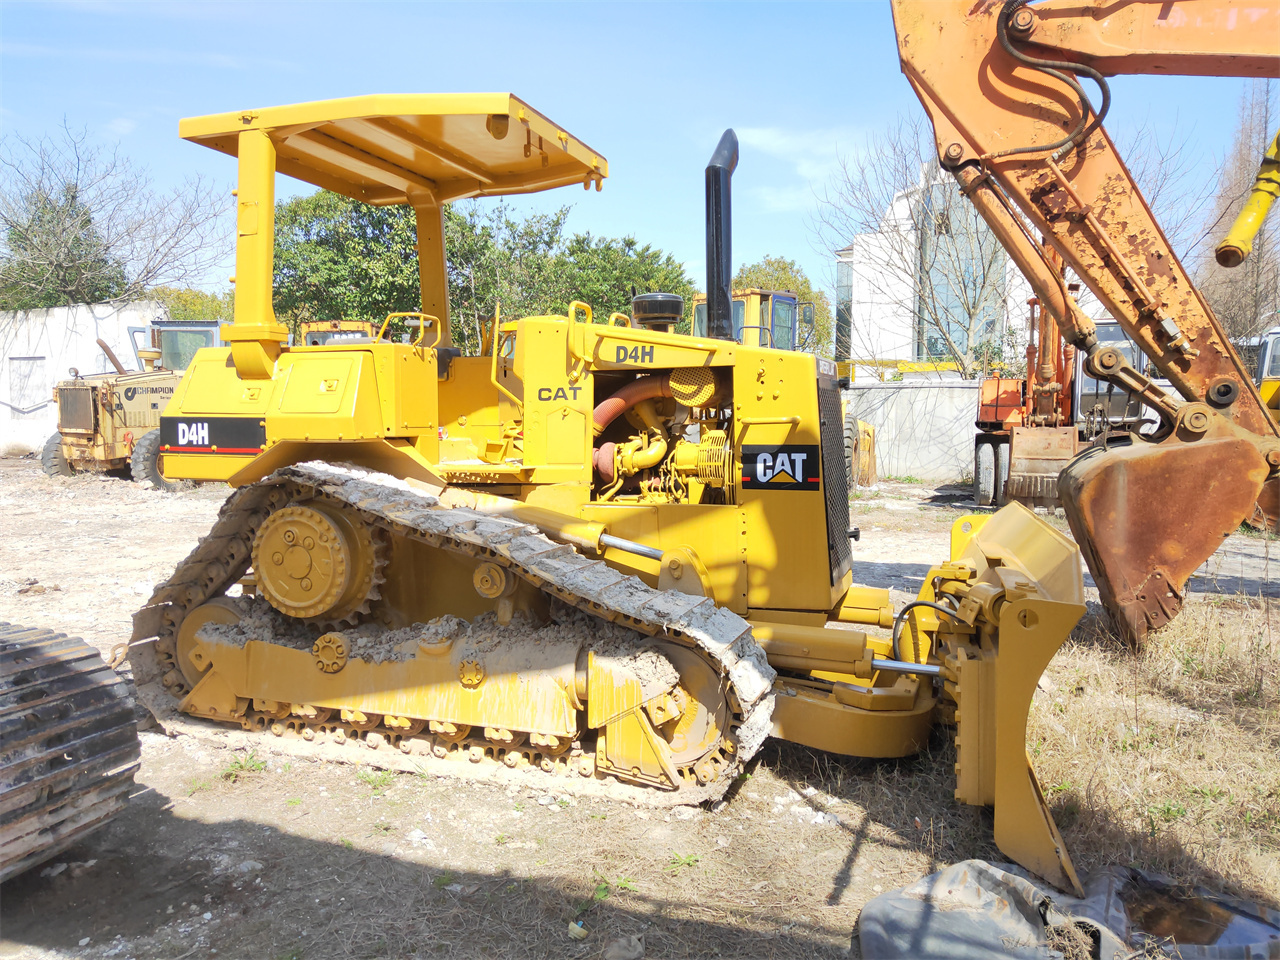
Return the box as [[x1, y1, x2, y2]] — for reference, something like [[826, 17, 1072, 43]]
[[734, 126, 864, 213], [105, 117, 137, 137], [736, 126, 862, 184], [747, 183, 816, 214]]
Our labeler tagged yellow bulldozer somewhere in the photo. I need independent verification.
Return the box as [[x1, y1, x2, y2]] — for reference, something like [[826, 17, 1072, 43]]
[[297, 318, 378, 346], [122, 94, 1088, 894]]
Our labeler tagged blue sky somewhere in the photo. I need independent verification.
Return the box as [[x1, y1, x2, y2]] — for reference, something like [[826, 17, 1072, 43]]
[[0, 1, 1257, 302]]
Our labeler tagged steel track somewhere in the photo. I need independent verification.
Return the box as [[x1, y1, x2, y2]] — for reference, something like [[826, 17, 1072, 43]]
[[130, 463, 775, 802], [1, 624, 140, 882]]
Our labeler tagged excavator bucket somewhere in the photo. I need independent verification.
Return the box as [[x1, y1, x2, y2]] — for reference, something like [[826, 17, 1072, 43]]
[[938, 504, 1087, 897], [1059, 427, 1269, 645]]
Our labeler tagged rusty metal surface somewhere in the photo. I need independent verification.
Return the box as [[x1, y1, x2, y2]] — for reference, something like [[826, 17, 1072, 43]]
[[1059, 426, 1269, 644], [1006, 426, 1076, 506], [892, 0, 1280, 438], [0, 624, 140, 882]]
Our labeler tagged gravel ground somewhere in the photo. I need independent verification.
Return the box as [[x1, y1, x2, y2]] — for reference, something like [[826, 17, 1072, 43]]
[[1, 459, 1274, 959]]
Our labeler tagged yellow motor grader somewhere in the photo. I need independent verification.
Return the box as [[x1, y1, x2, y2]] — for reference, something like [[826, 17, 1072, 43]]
[[43, 321, 221, 490], [126, 95, 1087, 894]]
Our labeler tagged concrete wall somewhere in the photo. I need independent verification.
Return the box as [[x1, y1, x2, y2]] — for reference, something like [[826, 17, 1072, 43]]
[[0, 301, 169, 455], [844, 380, 979, 482]]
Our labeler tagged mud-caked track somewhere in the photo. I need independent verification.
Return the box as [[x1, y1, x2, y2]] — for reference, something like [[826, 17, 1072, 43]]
[[130, 463, 775, 803], [0, 623, 140, 881]]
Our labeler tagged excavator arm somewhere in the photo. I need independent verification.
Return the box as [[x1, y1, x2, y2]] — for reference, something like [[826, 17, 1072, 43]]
[[891, 0, 1280, 641]]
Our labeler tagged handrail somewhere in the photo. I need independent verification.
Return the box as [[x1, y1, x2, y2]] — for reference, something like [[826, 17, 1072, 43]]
[[607, 312, 630, 327], [378, 312, 441, 349], [565, 301, 593, 381], [735, 414, 801, 440], [739, 415, 800, 426], [489, 303, 523, 410], [567, 301, 593, 326]]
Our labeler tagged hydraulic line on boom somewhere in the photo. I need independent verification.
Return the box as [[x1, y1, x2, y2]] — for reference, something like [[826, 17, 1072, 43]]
[[892, 0, 1280, 643]]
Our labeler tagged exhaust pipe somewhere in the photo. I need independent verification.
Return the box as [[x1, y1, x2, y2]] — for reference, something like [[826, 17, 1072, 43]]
[[705, 129, 738, 341]]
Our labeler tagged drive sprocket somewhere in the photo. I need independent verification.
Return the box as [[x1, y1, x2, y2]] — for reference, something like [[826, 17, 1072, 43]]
[[250, 500, 386, 627]]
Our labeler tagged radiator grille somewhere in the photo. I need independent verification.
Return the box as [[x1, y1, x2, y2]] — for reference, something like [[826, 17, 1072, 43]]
[[818, 379, 853, 585], [58, 386, 95, 433]]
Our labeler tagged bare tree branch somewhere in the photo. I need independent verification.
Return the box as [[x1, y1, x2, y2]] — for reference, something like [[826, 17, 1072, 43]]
[[810, 115, 1007, 379], [0, 123, 231, 311], [813, 110, 1240, 377]]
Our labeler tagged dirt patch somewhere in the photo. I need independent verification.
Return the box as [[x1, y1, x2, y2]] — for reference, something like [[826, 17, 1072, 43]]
[[1, 463, 1277, 960]]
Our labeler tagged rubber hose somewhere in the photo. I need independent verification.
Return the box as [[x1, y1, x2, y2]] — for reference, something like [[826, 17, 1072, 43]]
[[592, 374, 674, 436], [593, 442, 617, 483]]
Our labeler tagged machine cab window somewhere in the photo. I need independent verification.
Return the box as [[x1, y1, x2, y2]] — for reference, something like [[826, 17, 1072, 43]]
[[692, 289, 810, 351], [1255, 328, 1280, 383], [131, 320, 222, 371]]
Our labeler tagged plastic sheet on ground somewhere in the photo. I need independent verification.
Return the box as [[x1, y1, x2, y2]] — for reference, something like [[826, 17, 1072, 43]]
[[857, 859, 1280, 959]]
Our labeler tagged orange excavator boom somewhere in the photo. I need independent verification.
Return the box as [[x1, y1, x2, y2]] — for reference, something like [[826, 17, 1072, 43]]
[[891, 0, 1280, 641]]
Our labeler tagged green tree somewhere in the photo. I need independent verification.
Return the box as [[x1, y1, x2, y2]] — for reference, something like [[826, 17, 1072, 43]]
[[150, 285, 232, 324], [273, 190, 695, 354], [556, 234, 696, 323], [1, 183, 126, 309], [733, 255, 832, 354], [273, 190, 421, 339], [444, 201, 572, 349]]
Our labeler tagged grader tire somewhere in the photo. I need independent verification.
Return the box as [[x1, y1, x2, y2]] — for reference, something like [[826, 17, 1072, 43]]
[[974, 439, 995, 506], [40, 433, 73, 478], [843, 410, 859, 493], [131, 429, 180, 492]]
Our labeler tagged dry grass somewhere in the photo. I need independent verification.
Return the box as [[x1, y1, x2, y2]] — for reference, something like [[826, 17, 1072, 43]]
[[1030, 596, 1280, 902]]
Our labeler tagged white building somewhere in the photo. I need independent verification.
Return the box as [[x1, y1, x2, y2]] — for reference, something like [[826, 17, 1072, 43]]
[[834, 168, 1115, 480], [0, 300, 170, 455], [834, 167, 1111, 377]]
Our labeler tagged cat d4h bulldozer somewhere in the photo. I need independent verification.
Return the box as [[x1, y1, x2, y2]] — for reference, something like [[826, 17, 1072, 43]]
[[122, 95, 1088, 895]]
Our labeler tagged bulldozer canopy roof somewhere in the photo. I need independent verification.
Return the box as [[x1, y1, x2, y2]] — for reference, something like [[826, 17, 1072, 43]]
[[180, 93, 607, 206]]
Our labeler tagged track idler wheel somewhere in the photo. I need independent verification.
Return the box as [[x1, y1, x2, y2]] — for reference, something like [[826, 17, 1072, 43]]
[[251, 502, 382, 624], [173, 597, 242, 688]]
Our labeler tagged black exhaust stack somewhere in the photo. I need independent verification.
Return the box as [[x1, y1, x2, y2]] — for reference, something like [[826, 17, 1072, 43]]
[[705, 129, 738, 341]]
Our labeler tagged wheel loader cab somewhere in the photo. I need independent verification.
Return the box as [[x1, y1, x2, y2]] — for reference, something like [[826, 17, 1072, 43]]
[[1254, 327, 1280, 416], [690, 289, 814, 350]]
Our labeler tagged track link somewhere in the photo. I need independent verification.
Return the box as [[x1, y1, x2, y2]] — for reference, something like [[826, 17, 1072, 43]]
[[130, 463, 775, 803], [1, 624, 140, 882]]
